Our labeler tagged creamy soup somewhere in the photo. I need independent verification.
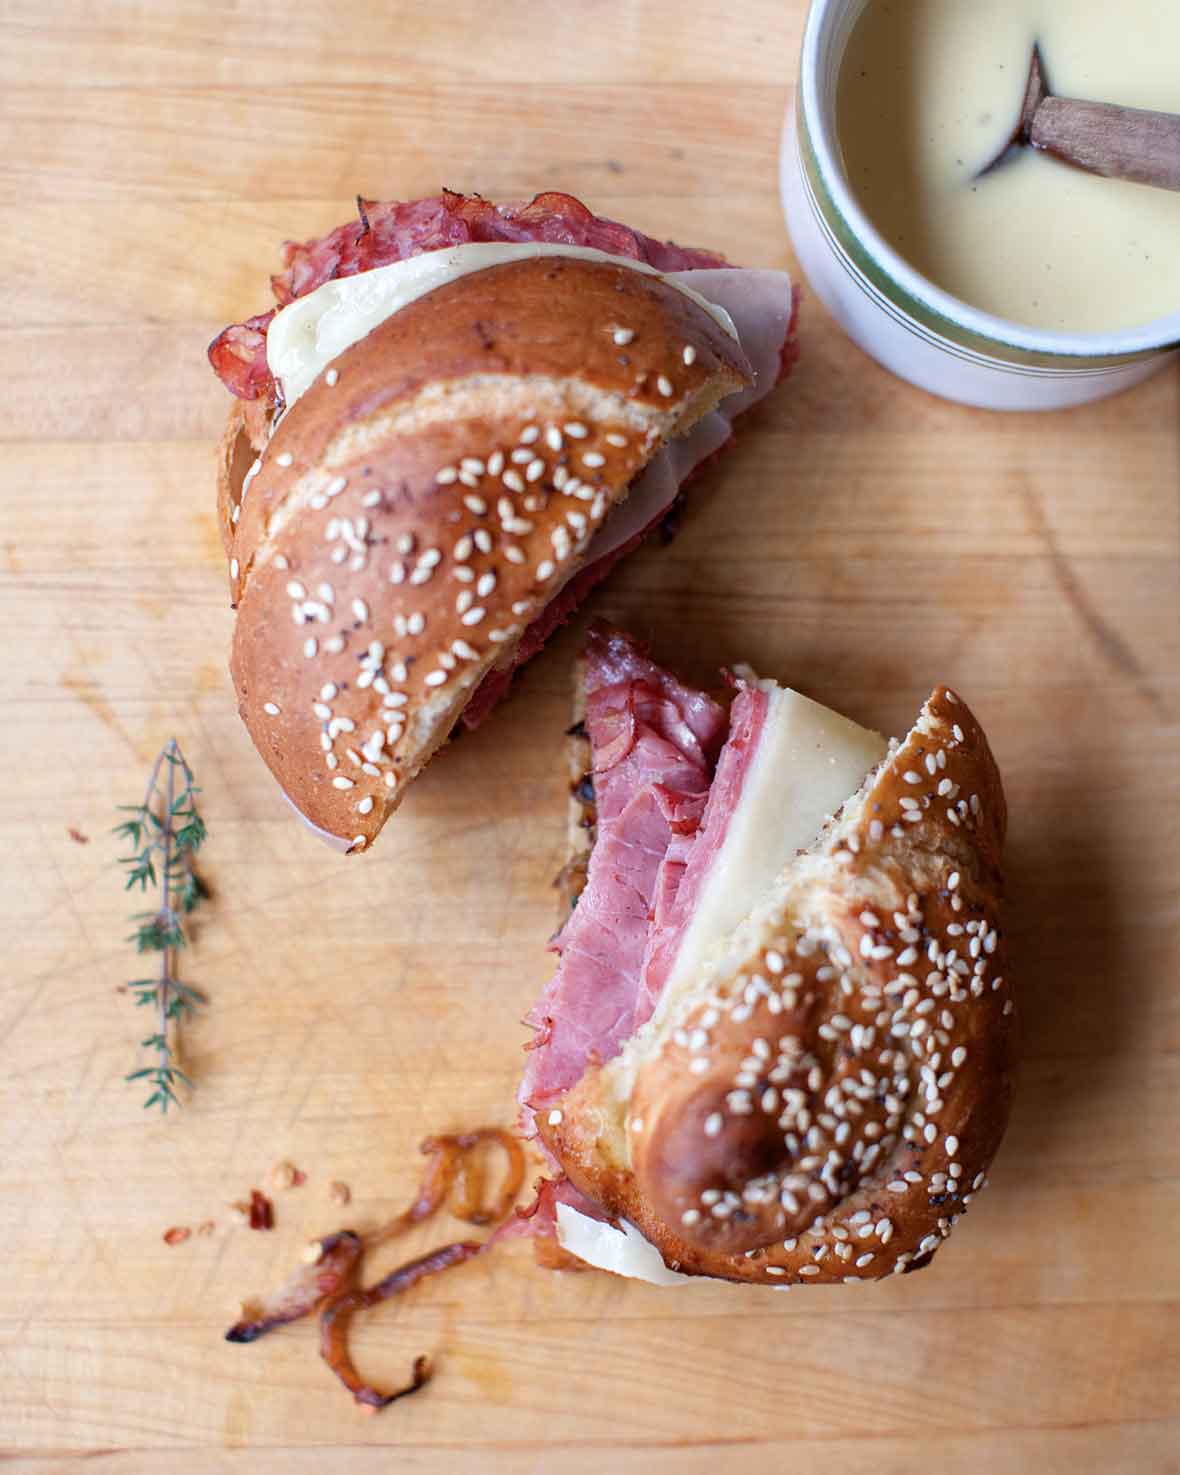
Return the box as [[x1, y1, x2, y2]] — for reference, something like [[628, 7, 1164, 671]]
[[837, 0, 1180, 334]]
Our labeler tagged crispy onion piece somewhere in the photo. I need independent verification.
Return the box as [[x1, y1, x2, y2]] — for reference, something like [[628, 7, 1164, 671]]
[[225, 1231, 363, 1344], [224, 1128, 526, 1413], [319, 1240, 484, 1410]]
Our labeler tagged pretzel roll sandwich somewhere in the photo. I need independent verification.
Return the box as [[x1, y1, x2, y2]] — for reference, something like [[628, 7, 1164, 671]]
[[520, 627, 1013, 1286], [209, 192, 797, 851]]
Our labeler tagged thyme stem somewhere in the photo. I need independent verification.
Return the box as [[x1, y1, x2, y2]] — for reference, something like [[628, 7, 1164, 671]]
[[116, 739, 208, 1113]]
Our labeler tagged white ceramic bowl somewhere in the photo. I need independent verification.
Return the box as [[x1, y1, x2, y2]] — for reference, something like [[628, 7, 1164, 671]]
[[780, 0, 1180, 410]]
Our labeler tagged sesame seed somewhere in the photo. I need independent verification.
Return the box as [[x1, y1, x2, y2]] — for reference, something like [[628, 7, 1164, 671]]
[[536, 559, 555, 581], [799, 1265, 820, 1277], [460, 607, 486, 626], [406, 612, 425, 635], [519, 425, 539, 444], [424, 670, 447, 687], [460, 457, 485, 476], [352, 598, 368, 622], [463, 495, 487, 515], [681, 1209, 701, 1226], [545, 427, 563, 452], [582, 451, 605, 468], [263, 701, 280, 716], [303, 637, 318, 659], [505, 545, 525, 564], [476, 572, 496, 597], [357, 796, 374, 815], [436, 467, 458, 485], [332, 776, 354, 790], [502, 470, 525, 494], [324, 368, 339, 386], [326, 476, 347, 497], [612, 327, 634, 346], [704, 1112, 723, 1137]]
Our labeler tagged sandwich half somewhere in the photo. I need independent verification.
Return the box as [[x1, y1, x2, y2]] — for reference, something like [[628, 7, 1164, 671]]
[[520, 626, 1013, 1286], [210, 191, 796, 851]]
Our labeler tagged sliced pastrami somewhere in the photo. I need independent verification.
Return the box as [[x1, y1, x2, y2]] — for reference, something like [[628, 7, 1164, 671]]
[[518, 628, 726, 1114], [633, 683, 770, 1031]]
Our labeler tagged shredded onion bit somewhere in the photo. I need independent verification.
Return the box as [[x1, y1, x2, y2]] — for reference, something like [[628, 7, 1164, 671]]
[[224, 1127, 525, 1413]]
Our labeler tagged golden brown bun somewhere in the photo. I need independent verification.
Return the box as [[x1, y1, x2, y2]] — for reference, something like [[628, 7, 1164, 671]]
[[219, 256, 750, 850], [538, 686, 1014, 1284]]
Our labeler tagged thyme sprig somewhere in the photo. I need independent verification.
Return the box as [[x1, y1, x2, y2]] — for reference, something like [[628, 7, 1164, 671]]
[[115, 740, 208, 1112]]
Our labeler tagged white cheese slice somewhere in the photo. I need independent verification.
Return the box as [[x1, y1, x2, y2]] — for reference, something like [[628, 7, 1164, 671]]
[[657, 684, 888, 1016], [266, 241, 740, 407], [555, 1203, 697, 1285]]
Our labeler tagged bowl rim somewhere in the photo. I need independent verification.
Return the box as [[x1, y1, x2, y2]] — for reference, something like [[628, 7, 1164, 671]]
[[800, 0, 1180, 358]]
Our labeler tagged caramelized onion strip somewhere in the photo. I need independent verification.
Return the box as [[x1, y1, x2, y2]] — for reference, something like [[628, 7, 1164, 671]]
[[318, 1240, 484, 1409], [224, 1231, 363, 1343]]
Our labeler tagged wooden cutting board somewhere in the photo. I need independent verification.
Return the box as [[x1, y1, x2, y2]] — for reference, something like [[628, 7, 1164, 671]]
[[2, 2, 1177, 1470]]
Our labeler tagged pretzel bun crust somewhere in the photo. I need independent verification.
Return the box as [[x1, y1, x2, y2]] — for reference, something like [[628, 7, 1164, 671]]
[[538, 686, 1013, 1284], [220, 257, 750, 849]]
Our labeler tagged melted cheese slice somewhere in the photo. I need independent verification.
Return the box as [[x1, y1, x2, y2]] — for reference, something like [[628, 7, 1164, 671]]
[[266, 242, 740, 407], [555, 1203, 696, 1285], [654, 683, 888, 1029]]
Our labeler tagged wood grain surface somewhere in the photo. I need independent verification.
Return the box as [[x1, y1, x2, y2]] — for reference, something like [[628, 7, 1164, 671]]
[[1, 2, 1178, 1470]]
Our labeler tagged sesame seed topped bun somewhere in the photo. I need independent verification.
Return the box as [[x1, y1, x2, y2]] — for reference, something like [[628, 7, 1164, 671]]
[[219, 255, 751, 850], [524, 631, 1013, 1286]]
